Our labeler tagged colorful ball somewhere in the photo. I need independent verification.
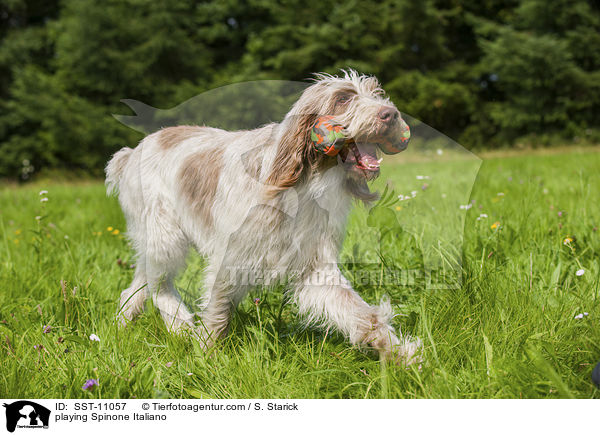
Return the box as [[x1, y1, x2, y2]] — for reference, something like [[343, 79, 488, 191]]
[[377, 118, 411, 155], [310, 116, 347, 156]]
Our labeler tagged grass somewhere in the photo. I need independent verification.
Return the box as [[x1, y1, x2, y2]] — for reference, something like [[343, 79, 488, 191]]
[[1, 147, 599, 399]]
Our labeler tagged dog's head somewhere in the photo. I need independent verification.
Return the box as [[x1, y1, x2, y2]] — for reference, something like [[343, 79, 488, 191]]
[[266, 70, 409, 199]]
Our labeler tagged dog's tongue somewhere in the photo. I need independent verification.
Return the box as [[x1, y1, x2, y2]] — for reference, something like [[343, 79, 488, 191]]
[[352, 143, 380, 171], [356, 153, 380, 171]]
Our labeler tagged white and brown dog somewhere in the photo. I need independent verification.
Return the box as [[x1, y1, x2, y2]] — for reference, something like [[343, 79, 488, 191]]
[[106, 70, 421, 364]]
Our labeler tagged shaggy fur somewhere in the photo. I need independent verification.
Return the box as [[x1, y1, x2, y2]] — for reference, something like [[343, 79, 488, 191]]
[[106, 70, 421, 365]]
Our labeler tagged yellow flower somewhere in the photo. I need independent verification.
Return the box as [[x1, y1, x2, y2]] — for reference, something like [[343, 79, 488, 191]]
[[112, 229, 120, 235], [14, 229, 22, 235], [491, 221, 500, 230], [563, 236, 573, 245], [395, 206, 402, 211], [492, 197, 500, 203], [13, 238, 19, 245], [107, 226, 113, 232]]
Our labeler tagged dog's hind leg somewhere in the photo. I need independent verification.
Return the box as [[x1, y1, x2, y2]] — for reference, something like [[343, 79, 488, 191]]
[[116, 216, 151, 326], [136, 199, 194, 332], [117, 266, 149, 327], [149, 270, 196, 333]]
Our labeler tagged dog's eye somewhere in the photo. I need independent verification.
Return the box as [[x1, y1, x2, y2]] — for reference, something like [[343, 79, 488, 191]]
[[337, 95, 351, 104]]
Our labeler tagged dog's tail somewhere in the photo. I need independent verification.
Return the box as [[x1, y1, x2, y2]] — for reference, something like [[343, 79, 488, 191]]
[[105, 147, 133, 196]]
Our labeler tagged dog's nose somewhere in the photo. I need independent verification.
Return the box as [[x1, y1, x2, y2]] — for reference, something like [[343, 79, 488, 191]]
[[378, 106, 399, 123]]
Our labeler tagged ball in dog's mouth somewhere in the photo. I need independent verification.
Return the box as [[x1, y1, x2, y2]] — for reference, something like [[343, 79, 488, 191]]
[[339, 141, 382, 181]]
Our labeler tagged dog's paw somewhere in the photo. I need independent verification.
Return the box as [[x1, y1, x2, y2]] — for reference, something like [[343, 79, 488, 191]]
[[391, 336, 423, 368], [192, 322, 225, 352], [161, 316, 196, 337], [115, 311, 134, 329]]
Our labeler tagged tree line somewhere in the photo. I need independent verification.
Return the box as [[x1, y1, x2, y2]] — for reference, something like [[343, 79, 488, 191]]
[[1, 0, 599, 178]]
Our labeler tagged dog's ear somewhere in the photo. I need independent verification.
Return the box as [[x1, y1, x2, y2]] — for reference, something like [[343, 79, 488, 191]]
[[265, 113, 317, 198]]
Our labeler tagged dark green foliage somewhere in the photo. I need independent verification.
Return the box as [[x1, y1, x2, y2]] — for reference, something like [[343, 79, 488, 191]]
[[0, 0, 599, 178], [472, 0, 600, 145]]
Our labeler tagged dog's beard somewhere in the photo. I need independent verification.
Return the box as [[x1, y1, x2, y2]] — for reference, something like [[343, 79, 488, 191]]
[[344, 175, 379, 202]]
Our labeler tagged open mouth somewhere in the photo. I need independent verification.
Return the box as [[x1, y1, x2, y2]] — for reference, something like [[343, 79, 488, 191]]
[[339, 141, 382, 179]]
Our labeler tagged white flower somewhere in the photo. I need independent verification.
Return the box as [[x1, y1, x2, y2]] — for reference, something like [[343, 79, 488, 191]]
[[576, 269, 585, 276], [397, 194, 412, 201], [574, 312, 589, 320], [441, 193, 447, 199], [40, 197, 48, 202], [476, 213, 488, 221], [39, 190, 48, 196], [497, 192, 505, 196], [436, 149, 443, 155], [187, 372, 193, 376], [89, 334, 100, 342], [416, 175, 430, 180], [64, 235, 69, 240], [411, 190, 417, 197], [543, 188, 549, 195], [35, 216, 41, 220], [459, 204, 473, 210]]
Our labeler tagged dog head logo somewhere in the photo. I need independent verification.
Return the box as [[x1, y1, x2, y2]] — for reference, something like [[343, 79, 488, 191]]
[[3, 401, 50, 432], [113, 76, 481, 292]]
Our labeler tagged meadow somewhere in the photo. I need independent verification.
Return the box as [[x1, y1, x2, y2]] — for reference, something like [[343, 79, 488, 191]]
[[1, 147, 599, 399]]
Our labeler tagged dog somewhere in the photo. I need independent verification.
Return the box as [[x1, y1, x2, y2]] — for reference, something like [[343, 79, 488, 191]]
[[106, 70, 421, 365]]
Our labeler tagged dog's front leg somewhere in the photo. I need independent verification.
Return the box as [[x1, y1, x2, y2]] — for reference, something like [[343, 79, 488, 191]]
[[293, 263, 421, 365]]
